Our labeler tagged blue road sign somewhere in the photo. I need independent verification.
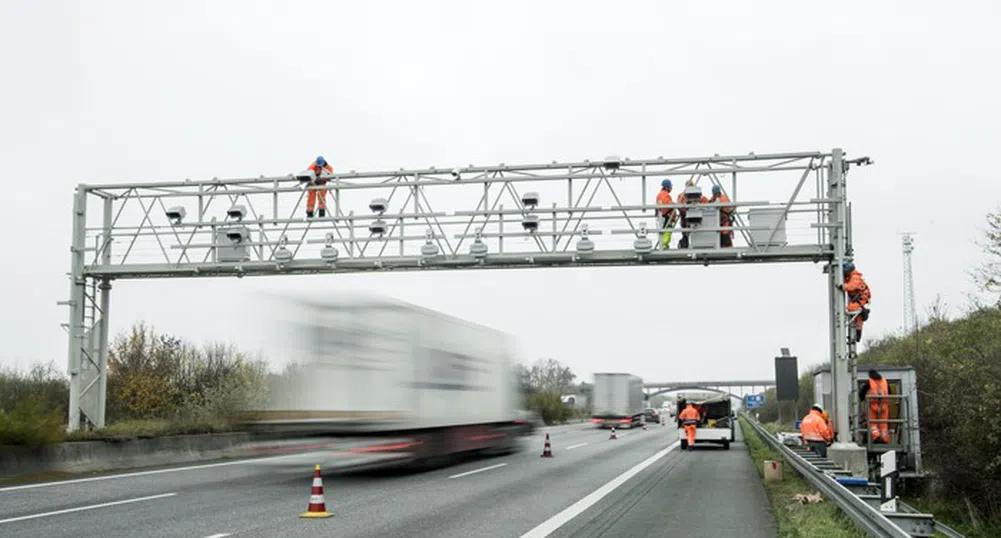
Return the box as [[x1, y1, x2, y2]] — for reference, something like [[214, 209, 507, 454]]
[[744, 394, 766, 409]]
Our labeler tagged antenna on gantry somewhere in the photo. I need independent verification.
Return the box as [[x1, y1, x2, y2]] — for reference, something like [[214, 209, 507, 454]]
[[900, 232, 918, 333]]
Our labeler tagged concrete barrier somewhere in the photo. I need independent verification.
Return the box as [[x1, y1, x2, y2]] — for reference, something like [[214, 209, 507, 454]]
[[0, 432, 251, 479]]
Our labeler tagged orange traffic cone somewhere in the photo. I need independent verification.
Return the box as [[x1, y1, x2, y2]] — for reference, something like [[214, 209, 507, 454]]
[[541, 433, 553, 457], [609, 426, 618, 440], [300, 464, 333, 518], [642, 421, 648, 431], [661, 416, 665, 426]]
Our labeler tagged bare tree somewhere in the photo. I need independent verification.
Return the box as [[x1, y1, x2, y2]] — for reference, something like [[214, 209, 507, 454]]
[[973, 208, 1001, 300], [527, 358, 576, 394], [514, 363, 533, 395], [516, 358, 578, 425], [927, 294, 951, 324]]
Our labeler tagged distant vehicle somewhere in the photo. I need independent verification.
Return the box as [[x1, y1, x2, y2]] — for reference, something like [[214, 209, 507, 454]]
[[643, 408, 660, 424], [590, 373, 645, 429], [676, 394, 735, 450], [242, 294, 526, 471]]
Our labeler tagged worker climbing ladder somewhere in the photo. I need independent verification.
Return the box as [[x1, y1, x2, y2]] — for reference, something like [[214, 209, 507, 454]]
[[841, 258, 872, 445], [847, 311, 860, 443]]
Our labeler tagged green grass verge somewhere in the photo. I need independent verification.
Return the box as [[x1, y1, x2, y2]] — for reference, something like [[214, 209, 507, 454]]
[[0, 398, 66, 446], [1, 416, 241, 448], [64, 418, 238, 442], [903, 496, 1000, 538], [739, 417, 867, 538]]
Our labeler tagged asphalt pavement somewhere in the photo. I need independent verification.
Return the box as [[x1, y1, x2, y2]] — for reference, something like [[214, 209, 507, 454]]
[[0, 422, 777, 538]]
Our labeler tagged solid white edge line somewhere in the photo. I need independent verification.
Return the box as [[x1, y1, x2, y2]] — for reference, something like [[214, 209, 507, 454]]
[[519, 441, 681, 538], [0, 453, 305, 493], [203, 534, 232, 538], [448, 463, 508, 479], [0, 492, 177, 525], [565, 442, 589, 450]]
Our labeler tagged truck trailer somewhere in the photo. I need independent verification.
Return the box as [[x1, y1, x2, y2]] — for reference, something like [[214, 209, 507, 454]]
[[676, 394, 735, 449], [590, 373, 645, 429], [241, 293, 527, 471]]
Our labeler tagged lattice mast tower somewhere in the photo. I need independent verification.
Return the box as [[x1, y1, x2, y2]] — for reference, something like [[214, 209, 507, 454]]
[[901, 233, 917, 333]]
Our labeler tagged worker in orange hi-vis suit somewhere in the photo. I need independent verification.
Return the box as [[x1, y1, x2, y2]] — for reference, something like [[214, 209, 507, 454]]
[[654, 179, 676, 249], [306, 156, 334, 218], [800, 405, 834, 457], [708, 184, 735, 247], [861, 369, 891, 444], [839, 261, 872, 343], [678, 401, 702, 451]]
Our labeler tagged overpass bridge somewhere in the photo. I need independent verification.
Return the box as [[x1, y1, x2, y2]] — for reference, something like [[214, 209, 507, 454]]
[[643, 380, 775, 398]]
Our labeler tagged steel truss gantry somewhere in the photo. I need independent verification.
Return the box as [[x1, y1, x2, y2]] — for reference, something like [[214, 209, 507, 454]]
[[63, 149, 871, 432]]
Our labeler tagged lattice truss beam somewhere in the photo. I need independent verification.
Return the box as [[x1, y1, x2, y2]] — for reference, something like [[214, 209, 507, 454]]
[[76, 151, 845, 279]]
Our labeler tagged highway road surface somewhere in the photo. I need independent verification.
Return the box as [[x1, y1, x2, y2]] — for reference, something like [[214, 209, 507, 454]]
[[0, 422, 776, 537]]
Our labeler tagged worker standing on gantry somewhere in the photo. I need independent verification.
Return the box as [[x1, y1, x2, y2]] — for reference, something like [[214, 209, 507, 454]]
[[676, 179, 708, 249], [708, 185, 735, 248], [654, 179, 677, 249], [800, 405, 834, 457], [305, 156, 334, 218], [860, 369, 891, 444], [677, 399, 702, 451], [839, 261, 872, 343]]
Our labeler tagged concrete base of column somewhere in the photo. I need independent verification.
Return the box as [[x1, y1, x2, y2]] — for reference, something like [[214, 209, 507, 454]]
[[829, 442, 868, 478]]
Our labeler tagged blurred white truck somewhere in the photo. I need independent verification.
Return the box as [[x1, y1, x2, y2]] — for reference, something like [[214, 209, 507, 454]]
[[590, 373, 645, 429], [242, 294, 527, 470]]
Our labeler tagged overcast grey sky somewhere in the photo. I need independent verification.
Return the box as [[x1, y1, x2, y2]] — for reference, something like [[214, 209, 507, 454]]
[[2, 0, 1000, 385]]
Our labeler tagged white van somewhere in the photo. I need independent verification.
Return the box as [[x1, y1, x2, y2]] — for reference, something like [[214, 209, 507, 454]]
[[675, 395, 736, 450]]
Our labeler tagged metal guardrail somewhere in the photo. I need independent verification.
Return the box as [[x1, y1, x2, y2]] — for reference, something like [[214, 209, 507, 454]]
[[739, 413, 962, 538], [898, 501, 966, 538]]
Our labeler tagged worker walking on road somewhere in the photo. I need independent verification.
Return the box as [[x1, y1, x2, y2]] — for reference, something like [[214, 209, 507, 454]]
[[654, 179, 677, 249], [708, 185, 735, 248], [678, 400, 702, 451], [305, 156, 334, 218], [861, 369, 891, 444], [800, 405, 834, 458], [839, 261, 872, 343]]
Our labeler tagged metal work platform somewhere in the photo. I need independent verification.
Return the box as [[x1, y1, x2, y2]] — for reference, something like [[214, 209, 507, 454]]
[[814, 364, 924, 476]]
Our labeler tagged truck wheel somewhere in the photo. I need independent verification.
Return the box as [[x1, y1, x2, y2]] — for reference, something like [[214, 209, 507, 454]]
[[722, 440, 730, 450], [680, 440, 688, 450]]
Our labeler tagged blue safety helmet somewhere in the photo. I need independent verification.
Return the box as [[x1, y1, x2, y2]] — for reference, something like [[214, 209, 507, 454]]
[[712, 185, 722, 195], [315, 156, 327, 167], [842, 261, 855, 273], [661, 179, 672, 190]]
